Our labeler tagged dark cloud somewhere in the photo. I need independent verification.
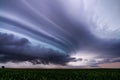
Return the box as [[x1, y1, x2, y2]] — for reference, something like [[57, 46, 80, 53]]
[[103, 57, 120, 63], [0, 32, 75, 65], [0, 0, 120, 67], [88, 57, 120, 67], [0, 33, 29, 45], [90, 40, 120, 57], [0, 52, 75, 65]]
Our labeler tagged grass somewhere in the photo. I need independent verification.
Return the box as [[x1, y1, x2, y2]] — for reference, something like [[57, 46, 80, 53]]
[[0, 68, 120, 80]]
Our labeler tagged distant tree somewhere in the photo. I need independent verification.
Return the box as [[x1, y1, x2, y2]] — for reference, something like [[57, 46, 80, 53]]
[[1, 66, 5, 69]]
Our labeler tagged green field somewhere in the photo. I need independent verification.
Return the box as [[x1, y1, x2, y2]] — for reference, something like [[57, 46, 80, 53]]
[[0, 69, 120, 80]]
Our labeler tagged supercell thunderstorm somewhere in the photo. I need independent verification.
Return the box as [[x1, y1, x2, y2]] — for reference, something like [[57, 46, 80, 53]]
[[0, 0, 120, 67]]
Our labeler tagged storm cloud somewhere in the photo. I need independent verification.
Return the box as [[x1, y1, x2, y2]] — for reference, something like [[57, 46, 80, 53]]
[[0, 0, 120, 67], [0, 32, 75, 65]]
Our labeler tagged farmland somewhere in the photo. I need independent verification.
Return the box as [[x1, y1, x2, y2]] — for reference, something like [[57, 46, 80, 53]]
[[0, 69, 120, 80]]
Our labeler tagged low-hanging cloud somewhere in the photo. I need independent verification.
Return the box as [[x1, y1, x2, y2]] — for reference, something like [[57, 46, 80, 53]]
[[0, 32, 75, 65]]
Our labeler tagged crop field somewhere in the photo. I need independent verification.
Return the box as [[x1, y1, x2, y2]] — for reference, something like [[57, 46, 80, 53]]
[[0, 69, 120, 80]]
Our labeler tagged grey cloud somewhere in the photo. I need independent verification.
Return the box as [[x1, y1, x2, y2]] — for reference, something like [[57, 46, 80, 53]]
[[0, 0, 120, 67], [0, 33, 29, 46], [0, 32, 75, 65]]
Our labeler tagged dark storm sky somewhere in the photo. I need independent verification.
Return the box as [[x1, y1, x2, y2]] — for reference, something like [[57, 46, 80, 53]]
[[0, 0, 120, 68]]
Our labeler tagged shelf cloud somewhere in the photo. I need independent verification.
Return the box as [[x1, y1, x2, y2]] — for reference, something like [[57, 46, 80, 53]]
[[0, 0, 120, 68]]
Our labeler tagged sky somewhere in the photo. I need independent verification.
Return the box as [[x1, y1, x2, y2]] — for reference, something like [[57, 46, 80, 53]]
[[0, 0, 120, 68]]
